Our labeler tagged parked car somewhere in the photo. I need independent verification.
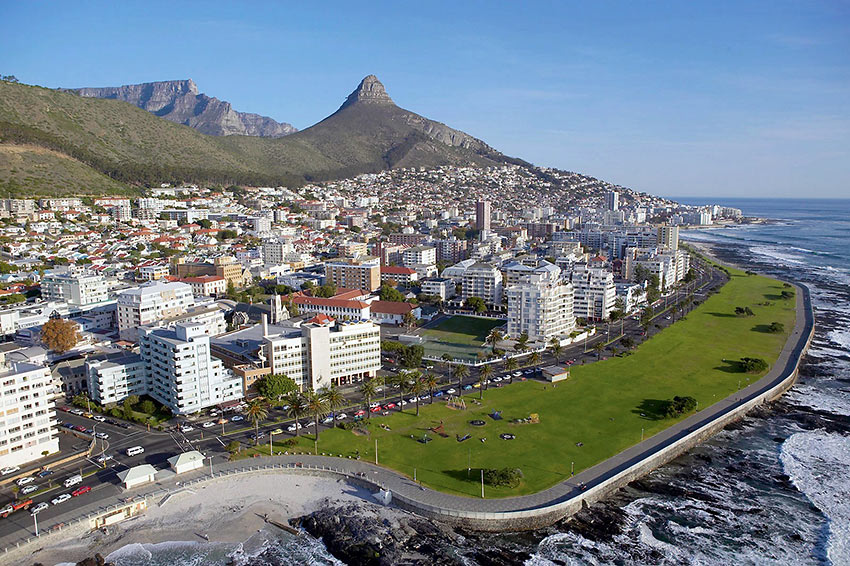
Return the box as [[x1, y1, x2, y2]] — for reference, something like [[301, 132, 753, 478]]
[[30, 502, 49, 515], [16, 476, 35, 486], [321, 416, 335, 424], [95, 432, 109, 439], [180, 425, 194, 433], [433, 391, 444, 397], [335, 413, 347, 420], [51, 494, 72, 505], [286, 423, 301, 432], [270, 428, 284, 435], [73, 425, 87, 433], [20, 485, 38, 495], [230, 415, 244, 422], [202, 421, 215, 428], [92, 415, 106, 422], [1, 465, 21, 475], [62, 422, 75, 429], [384, 403, 396, 410], [354, 409, 366, 417], [1, 499, 32, 517], [463, 385, 473, 390], [36, 469, 54, 478], [72, 485, 92, 497], [369, 406, 381, 413], [446, 388, 456, 394]]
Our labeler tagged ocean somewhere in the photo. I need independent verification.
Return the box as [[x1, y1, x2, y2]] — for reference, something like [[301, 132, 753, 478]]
[[97, 198, 850, 566]]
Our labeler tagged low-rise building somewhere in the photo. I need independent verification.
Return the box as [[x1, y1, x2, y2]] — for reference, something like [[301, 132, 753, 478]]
[[324, 257, 381, 292], [380, 266, 418, 286], [182, 275, 227, 298], [420, 277, 456, 300]]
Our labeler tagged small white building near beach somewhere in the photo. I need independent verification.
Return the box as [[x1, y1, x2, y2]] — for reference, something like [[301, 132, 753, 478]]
[[167, 451, 206, 475], [117, 464, 157, 489]]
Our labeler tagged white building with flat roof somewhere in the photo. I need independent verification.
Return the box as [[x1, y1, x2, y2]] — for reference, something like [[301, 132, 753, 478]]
[[139, 322, 242, 415], [461, 262, 503, 307], [41, 269, 109, 306], [403, 246, 436, 267], [0, 360, 59, 468], [117, 281, 195, 342], [507, 262, 575, 343], [86, 353, 147, 406], [570, 263, 616, 321]]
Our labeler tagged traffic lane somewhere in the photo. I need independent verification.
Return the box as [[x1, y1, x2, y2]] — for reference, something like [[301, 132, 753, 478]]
[[58, 411, 148, 440]]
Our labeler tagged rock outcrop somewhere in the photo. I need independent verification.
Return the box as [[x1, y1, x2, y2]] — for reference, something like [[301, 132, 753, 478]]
[[64, 80, 296, 138]]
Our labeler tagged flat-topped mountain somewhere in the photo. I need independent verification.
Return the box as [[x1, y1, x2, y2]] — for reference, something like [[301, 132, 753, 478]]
[[63, 79, 297, 138], [0, 75, 524, 195]]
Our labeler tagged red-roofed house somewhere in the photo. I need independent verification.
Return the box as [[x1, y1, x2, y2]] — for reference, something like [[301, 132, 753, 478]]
[[380, 266, 418, 285], [293, 295, 370, 320], [369, 300, 421, 325], [181, 275, 227, 297]]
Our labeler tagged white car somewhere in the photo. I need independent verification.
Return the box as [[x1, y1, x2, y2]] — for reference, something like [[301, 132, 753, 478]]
[[202, 421, 215, 428], [92, 416, 106, 422], [20, 484, 38, 495], [95, 432, 109, 439], [335, 413, 347, 421], [369, 402, 380, 408], [399, 400, 408, 406], [287, 423, 301, 432], [446, 388, 456, 395], [230, 415, 244, 422], [0, 504, 13, 515], [303, 421, 315, 427], [51, 493, 72, 505], [180, 425, 194, 433], [96, 454, 113, 463], [321, 416, 335, 424], [16, 476, 35, 486], [30, 502, 49, 515], [1, 466, 20, 475]]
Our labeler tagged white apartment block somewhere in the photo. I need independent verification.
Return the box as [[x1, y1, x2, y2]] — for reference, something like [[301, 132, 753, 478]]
[[262, 239, 293, 266], [38, 198, 82, 211], [420, 277, 456, 300], [264, 316, 380, 390], [42, 269, 109, 306], [140, 322, 242, 415], [570, 263, 617, 321], [462, 262, 504, 307], [138, 264, 170, 281], [507, 263, 575, 343], [86, 353, 147, 405], [117, 281, 195, 342], [403, 246, 436, 267], [0, 360, 59, 468]]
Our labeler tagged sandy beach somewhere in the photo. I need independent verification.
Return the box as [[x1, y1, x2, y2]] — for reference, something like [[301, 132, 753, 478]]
[[14, 473, 374, 566]]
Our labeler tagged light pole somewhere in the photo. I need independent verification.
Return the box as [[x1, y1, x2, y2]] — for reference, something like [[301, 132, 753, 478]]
[[375, 438, 378, 465], [33, 510, 38, 536], [207, 454, 214, 477], [480, 468, 484, 499], [269, 431, 276, 456]]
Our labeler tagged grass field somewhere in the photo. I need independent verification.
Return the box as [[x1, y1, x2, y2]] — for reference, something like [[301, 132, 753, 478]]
[[252, 269, 797, 498], [420, 315, 505, 360]]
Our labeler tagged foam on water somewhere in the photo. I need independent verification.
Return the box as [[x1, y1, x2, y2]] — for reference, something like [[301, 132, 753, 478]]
[[780, 431, 850, 565]]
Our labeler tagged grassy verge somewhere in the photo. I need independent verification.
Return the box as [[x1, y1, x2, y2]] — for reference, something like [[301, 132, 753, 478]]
[[244, 269, 796, 498]]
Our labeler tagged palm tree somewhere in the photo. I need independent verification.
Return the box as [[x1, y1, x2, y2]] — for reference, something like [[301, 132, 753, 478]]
[[244, 399, 268, 445], [452, 363, 469, 396], [529, 351, 541, 367], [486, 328, 504, 354], [424, 372, 439, 404], [304, 390, 328, 442], [359, 378, 377, 419], [593, 341, 605, 360], [320, 384, 345, 422], [478, 364, 493, 399], [440, 353, 453, 380], [514, 332, 529, 353], [549, 337, 563, 363], [409, 375, 425, 416], [388, 372, 407, 409], [504, 357, 518, 383], [284, 391, 306, 437]]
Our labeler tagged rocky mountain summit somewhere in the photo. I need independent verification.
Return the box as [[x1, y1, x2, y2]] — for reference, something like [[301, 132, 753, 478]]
[[340, 74, 394, 108], [64, 79, 296, 138]]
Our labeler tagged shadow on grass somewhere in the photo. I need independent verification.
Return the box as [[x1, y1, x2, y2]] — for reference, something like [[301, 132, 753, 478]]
[[715, 359, 746, 373], [443, 468, 484, 483], [764, 293, 783, 301], [633, 399, 671, 421], [706, 312, 737, 318], [751, 324, 774, 333]]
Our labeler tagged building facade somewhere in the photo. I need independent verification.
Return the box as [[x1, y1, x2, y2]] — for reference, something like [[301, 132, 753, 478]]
[[570, 263, 617, 321], [507, 263, 575, 343], [324, 257, 381, 292], [0, 359, 59, 468], [117, 281, 195, 342], [41, 269, 109, 306]]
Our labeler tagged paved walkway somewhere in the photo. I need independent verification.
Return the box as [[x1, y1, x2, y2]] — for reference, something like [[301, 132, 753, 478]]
[[1, 283, 814, 549]]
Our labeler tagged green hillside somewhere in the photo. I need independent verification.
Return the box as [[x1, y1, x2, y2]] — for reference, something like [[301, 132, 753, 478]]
[[0, 77, 514, 195]]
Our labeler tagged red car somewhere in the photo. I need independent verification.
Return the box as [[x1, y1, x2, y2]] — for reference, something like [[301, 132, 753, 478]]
[[369, 406, 382, 413], [71, 485, 91, 497], [384, 403, 396, 410]]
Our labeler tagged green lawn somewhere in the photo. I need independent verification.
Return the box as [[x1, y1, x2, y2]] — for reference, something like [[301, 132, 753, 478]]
[[420, 315, 505, 361], [250, 269, 797, 498]]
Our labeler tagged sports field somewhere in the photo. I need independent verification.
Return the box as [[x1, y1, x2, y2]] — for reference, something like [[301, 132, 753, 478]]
[[420, 315, 505, 360], [266, 269, 796, 498]]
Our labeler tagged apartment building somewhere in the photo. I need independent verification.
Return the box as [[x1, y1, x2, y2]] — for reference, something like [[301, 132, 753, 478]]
[[140, 322, 242, 415], [173, 256, 245, 288], [182, 275, 227, 297], [339, 241, 369, 258], [475, 200, 491, 231], [324, 257, 381, 292], [388, 233, 429, 247], [433, 237, 469, 264], [86, 353, 147, 405], [380, 266, 419, 286], [657, 225, 679, 251], [506, 262, 575, 343], [41, 269, 109, 306], [138, 264, 170, 281], [0, 357, 59, 468], [262, 239, 294, 266], [403, 246, 436, 267], [420, 277, 456, 300], [461, 262, 504, 307], [263, 316, 381, 390], [292, 295, 371, 321], [117, 281, 195, 342], [570, 263, 617, 321]]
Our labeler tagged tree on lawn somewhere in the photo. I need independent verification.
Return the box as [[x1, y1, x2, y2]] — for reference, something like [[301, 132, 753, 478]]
[[504, 357, 518, 383], [466, 296, 486, 314], [620, 336, 635, 350], [284, 391, 306, 437], [423, 373, 438, 404], [389, 372, 408, 408], [304, 391, 328, 443], [320, 384, 345, 422], [486, 328, 504, 353], [478, 364, 493, 399], [452, 363, 469, 395], [593, 341, 605, 360], [244, 399, 268, 445], [548, 337, 563, 363], [359, 378, 378, 419], [409, 373, 425, 416], [256, 373, 297, 406], [40, 318, 79, 353]]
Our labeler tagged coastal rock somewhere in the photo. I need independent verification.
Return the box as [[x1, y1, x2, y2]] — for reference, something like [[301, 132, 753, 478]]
[[73, 554, 113, 566]]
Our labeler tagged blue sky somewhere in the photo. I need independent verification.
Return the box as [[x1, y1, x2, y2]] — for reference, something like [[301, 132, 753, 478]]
[[2, 1, 848, 198]]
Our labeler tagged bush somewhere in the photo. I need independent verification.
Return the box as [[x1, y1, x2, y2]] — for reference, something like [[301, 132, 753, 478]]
[[139, 400, 157, 414], [767, 322, 785, 333], [735, 306, 755, 317], [663, 396, 697, 418], [741, 357, 768, 374], [482, 467, 523, 488], [780, 290, 794, 300], [381, 340, 405, 353], [226, 441, 241, 454]]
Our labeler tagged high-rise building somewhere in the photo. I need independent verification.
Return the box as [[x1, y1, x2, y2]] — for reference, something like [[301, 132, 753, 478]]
[[117, 281, 195, 342], [0, 354, 59, 468], [657, 225, 679, 251], [324, 257, 381, 291], [41, 269, 109, 306], [606, 190, 619, 211], [570, 263, 617, 321], [475, 201, 491, 231], [402, 246, 436, 267], [86, 353, 148, 406], [461, 262, 503, 307], [507, 262, 575, 343], [140, 322, 242, 415]]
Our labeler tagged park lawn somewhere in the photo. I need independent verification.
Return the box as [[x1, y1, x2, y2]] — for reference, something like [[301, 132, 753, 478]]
[[422, 315, 505, 346], [252, 270, 796, 498]]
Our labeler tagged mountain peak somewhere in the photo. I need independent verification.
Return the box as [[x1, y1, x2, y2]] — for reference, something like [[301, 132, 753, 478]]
[[339, 75, 394, 110]]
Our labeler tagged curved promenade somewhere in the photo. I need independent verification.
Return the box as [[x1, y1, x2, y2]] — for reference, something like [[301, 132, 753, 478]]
[[1, 284, 815, 552]]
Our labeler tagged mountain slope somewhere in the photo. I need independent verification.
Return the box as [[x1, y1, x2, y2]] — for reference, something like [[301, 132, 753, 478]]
[[0, 76, 523, 193], [63, 80, 297, 138]]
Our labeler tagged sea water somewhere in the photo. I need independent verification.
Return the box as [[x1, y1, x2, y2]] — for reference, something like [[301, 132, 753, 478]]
[[96, 198, 850, 565]]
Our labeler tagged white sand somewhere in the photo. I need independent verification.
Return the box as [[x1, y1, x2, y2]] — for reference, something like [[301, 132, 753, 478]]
[[15, 472, 375, 566]]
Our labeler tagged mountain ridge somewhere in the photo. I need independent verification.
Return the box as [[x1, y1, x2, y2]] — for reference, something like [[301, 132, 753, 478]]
[[62, 79, 297, 138]]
